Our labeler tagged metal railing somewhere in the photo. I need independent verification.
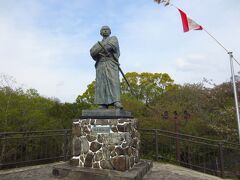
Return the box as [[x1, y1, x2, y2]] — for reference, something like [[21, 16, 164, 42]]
[[0, 129, 72, 169], [139, 129, 240, 179], [0, 128, 239, 179]]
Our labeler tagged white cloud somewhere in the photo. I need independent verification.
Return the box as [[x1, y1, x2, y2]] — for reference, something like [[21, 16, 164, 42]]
[[175, 54, 208, 72], [0, 1, 95, 102]]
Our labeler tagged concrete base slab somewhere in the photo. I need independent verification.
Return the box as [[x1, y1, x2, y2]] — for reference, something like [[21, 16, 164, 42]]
[[81, 109, 133, 119], [52, 160, 152, 180]]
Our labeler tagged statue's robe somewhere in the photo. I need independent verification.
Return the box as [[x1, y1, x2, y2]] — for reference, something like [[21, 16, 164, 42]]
[[90, 36, 120, 105]]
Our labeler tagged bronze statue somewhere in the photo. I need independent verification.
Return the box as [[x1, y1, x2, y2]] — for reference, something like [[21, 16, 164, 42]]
[[90, 26, 123, 109]]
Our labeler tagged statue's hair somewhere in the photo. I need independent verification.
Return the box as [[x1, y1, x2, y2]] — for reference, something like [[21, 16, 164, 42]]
[[100, 26, 111, 36]]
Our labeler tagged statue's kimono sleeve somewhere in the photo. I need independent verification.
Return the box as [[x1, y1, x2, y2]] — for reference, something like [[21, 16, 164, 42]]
[[90, 42, 104, 61]]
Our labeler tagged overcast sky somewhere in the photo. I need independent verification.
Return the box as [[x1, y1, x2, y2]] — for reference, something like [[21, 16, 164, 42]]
[[0, 0, 240, 102]]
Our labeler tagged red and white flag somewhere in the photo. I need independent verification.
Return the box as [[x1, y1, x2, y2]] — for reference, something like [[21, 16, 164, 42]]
[[178, 9, 203, 32]]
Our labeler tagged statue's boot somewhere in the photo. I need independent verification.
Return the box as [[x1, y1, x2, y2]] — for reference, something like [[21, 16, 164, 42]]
[[114, 102, 123, 109]]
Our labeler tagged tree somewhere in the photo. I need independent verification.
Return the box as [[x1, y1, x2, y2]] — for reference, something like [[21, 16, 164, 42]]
[[141, 81, 239, 142], [144, 83, 209, 132], [121, 72, 176, 105], [48, 102, 80, 129], [205, 82, 239, 142], [0, 74, 17, 132], [76, 81, 97, 111]]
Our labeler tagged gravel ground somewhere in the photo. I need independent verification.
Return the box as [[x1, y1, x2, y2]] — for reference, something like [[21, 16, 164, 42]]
[[0, 161, 221, 180]]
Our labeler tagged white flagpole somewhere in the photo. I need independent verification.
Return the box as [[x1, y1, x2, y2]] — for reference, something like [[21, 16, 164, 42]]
[[229, 52, 240, 143]]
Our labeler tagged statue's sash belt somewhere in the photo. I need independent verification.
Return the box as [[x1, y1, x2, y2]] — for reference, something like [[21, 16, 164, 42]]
[[99, 57, 119, 65]]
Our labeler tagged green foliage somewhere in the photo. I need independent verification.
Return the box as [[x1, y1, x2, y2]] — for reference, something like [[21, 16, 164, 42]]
[[121, 72, 176, 104], [120, 72, 177, 117], [0, 86, 77, 131], [205, 82, 238, 142], [48, 102, 80, 129], [76, 81, 97, 110], [141, 82, 239, 142]]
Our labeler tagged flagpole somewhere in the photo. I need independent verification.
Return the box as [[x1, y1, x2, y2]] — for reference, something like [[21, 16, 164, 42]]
[[229, 52, 240, 143]]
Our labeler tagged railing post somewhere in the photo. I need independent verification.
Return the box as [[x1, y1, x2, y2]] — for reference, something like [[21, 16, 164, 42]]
[[218, 142, 224, 178], [63, 129, 68, 161], [174, 111, 180, 162], [154, 129, 159, 161]]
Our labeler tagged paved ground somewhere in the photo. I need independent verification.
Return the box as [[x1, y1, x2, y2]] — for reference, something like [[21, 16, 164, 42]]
[[0, 162, 62, 180], [0, 162, 222, 180], [143, 162, 221, 180]]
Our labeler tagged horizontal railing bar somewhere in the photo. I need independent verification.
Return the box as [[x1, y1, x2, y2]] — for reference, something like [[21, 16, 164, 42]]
[[140, 128, 220, 143], [0, 129, 71, 136], [0, 134, 70, 140], [141, 132, 220, 148], [139, 129, 240, 147], [141, 135, 239, 151], [157, 133, 220, 148]]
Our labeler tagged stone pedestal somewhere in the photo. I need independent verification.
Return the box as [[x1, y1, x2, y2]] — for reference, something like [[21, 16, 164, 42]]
[[53, 160, 153, 180], [70, 109, 140, 171]]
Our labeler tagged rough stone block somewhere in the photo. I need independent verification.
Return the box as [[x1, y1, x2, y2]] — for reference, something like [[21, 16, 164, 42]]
[[93, 162, 100, 169], [86, 134, 96, 142], [69, 158, 79, 166], [95, 151, 103, 161], [80, 137, 89, 154], [90, 141, 102, 152], [115, 146, 124, 155], [100, 160, 113, 169], [111, 126, 118, 132], [72, 123, 82, 137], [84, 152, 94, 167], [83, 125, 90, 134], [111, 156, 129, 171], [73, 137, 81, 156], [117, 123, 131, 132]]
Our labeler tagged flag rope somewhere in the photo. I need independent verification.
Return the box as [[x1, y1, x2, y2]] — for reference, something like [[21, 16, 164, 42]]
[[203, 29, 228, 53], [233, 57, 240, 67], [203, 29, 240, 66]]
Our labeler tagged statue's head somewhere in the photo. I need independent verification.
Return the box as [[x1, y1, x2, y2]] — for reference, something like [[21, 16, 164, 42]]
[[100, 26, 111, 38]]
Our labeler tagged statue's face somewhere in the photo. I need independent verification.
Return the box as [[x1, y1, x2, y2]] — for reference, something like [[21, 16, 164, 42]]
[[100, 27, 111, 37]]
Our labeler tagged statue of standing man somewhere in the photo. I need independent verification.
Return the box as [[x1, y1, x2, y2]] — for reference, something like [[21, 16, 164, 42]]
[[90, 26, 123, 109]]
